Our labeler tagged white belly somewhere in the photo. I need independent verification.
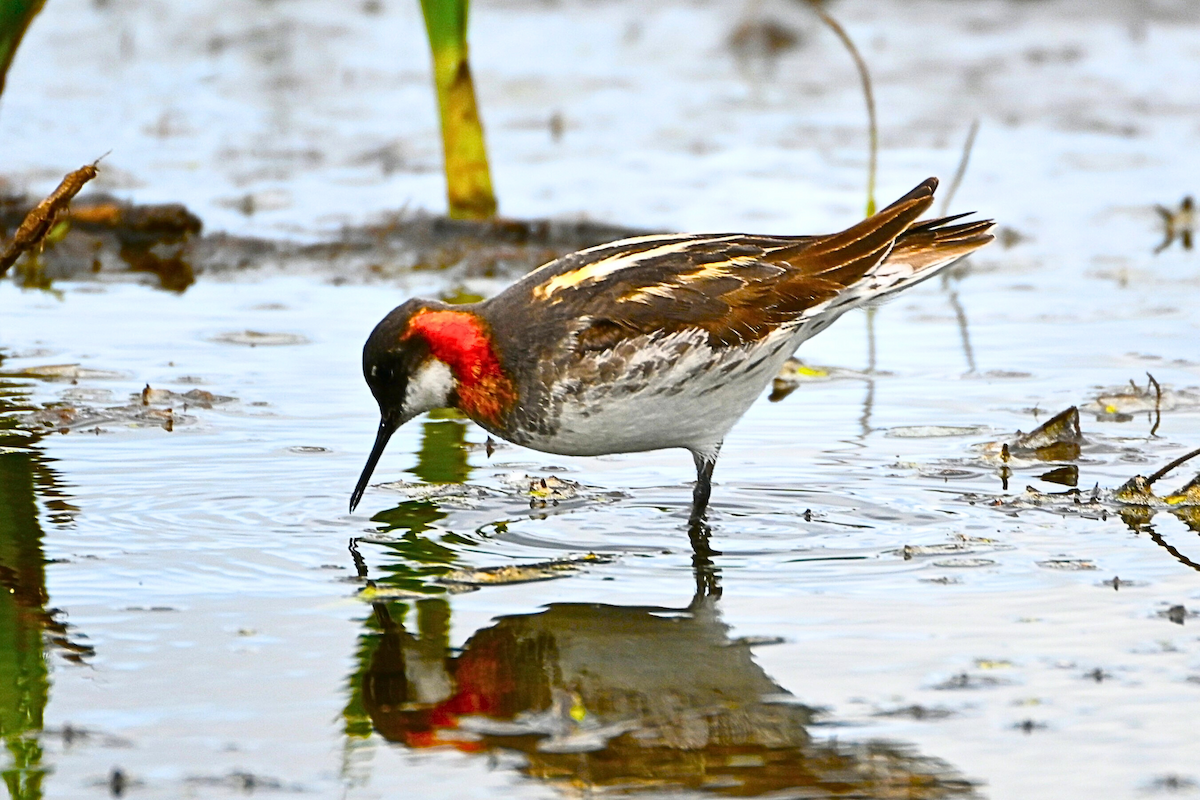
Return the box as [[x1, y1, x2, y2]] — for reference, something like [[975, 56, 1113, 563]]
[[521, 326, 802, 457]]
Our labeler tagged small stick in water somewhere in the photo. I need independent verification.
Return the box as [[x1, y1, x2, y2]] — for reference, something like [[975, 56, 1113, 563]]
[[0, 155, 107, 276], [1147, 372, 1162, 438], [1144, 445, 1200, 488], [940, 119, 980, 216]]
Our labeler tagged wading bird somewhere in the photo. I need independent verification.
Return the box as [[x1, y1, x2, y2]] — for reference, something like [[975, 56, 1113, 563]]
[[351, 178, 993, 521]]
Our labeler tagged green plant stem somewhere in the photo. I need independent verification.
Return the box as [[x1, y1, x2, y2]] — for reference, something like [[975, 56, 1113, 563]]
[[0, 0, 45, 99], [419, 0, 497, 220]]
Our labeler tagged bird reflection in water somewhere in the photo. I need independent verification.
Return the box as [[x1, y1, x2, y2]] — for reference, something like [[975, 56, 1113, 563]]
[[343, 543, 973, 798]]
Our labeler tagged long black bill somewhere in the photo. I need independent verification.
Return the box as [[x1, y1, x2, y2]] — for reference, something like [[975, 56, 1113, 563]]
[[350, 417, 399, 513]]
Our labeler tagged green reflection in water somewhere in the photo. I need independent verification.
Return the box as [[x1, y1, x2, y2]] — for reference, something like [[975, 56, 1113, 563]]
[[408, 414, 470, 485], [0, 364, 91, 799], [366, 417, 475, 594], [371, 501, 446, 536], [0, 375, 49, 799]]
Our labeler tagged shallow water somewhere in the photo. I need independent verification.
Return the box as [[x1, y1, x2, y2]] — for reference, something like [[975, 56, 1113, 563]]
[[2, 0, 1200, 798]]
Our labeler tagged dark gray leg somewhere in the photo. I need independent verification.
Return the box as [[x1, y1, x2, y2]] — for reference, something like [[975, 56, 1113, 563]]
[[688, 518, 722, 601], [689, 444, 721, 523]]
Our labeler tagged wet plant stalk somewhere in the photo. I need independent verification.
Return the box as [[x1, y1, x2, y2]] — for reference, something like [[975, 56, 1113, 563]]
[[941, 119, 980, 216], [0, 0, 45, 99], [420, 0, 497, 220], [807, 1, 876, 216]]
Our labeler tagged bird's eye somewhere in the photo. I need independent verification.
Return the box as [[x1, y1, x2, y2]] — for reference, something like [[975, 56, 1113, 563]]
[[370, 366, 378, 377]]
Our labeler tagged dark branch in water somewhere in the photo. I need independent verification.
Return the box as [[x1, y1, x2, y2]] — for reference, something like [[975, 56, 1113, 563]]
[[946, 282, 976, 374], [1145, 445, 1200, 487], [1147, 529, 1200, 573], [806, 1, 876, 216], [941, 119, 980, 216], [1147, 372, 1162, 437]]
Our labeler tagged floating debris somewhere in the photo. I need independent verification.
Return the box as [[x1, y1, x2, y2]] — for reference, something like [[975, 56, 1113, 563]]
[[1036, 558, 1098, 571], [1165, 475, 1200, 506], [1, 193, 645, 288], [356, 581, 476, 601], [975, 659, 1013, 670], [41, 725, 134, 748], [19, 402, 188, 433], [439, 554, 614, 587], [933, 557, 996, 568], [891, 536, 1009, 561], [873, 705, 957, 721], [770, 358, 865, 402], [1098, 576, 1147, 590], [887, 425, 989, 439], [1113, 446, 1200, 508], [894, 542, 978, 559], [932, 672, 1011, 691], [8, 380, 238, 434], [1082, 376, 1200, 421], [526, 475, 579, 500], [1153, 195, 1194, 254], [375, 480, 493, 504], [1008, 406, 1082, 462], [1158, 604, 1194, 625], [184, 771, 300, 793], [497, 472, 623, 510], [1146, 774, 1198, 793], [139, 385, 233, 409], [0, 363, 129, 382], [208, 330, 310, 347], [971, 407, 1085, 481], [354, 554, 614, 599]]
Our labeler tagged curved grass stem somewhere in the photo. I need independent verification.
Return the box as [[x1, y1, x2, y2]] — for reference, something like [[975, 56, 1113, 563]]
[[806, 1, 876, 216]]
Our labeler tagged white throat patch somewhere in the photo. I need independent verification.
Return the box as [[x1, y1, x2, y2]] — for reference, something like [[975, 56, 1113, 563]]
[[405, 358, 455, 416]]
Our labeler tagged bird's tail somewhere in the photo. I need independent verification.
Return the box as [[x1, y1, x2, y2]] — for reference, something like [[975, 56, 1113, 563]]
[[860, 179, 995, 300]]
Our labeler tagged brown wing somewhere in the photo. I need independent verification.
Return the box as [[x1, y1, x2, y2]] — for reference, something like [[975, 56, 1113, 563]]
[[560, 178, 944, 348], [488, 178, 991, 355]]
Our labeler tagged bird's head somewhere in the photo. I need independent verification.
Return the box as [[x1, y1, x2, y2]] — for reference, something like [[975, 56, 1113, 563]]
[[351, 299, 458, 512], [350, 299, 514, 512]]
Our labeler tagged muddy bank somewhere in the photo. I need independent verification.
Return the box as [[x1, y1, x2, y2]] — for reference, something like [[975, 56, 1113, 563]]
[[0, 192, 645, 291]]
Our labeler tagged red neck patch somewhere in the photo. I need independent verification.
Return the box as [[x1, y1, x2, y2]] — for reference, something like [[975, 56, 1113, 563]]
[[404, 309, 516, 426]]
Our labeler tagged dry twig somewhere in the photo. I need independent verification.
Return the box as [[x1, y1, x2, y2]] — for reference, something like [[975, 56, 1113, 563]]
[[0, 157, 103, 276]]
